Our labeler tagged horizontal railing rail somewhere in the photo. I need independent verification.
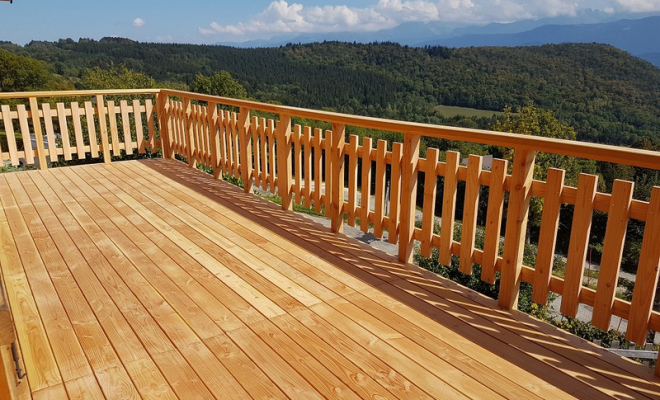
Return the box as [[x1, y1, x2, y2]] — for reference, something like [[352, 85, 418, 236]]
[[2, 89, 660, 378]]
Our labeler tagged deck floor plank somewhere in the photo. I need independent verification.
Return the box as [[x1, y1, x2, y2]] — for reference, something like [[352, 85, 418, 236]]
[[2, 174, 91, 387], [147, 158, 660, 399], [1, 159, 660, 400]]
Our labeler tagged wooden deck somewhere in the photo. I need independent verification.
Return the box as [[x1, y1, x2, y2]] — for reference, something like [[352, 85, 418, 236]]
[[0, 159, 659, 400]]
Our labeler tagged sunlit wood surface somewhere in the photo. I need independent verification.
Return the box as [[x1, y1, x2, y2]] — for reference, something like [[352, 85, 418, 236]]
[[1, 158, 658, 400]]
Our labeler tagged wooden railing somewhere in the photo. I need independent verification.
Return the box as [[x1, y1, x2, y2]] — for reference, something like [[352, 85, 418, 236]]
[[2, 89, 660, 375], [0, 89, 163, 168]]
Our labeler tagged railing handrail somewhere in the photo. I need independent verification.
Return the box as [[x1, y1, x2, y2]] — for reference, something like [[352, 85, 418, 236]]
[[0, 89, 161, 99], [2, 88, 658, 170], [161, 89, 660, 171]]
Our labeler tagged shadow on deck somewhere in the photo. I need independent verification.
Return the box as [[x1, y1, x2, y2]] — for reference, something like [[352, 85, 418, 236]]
[[0, 158, 658, 400]]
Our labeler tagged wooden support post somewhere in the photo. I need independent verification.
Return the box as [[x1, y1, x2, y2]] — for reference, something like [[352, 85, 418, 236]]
[[398, 133, 421, 264], [498, 148, 536, 310], [277, 114, 293, 211], [183, 97, 196, 168], [331, 123, 346, 233], [28, 97, 47, 170], [155, 92, 173, 159], [238, 107, 253, 193], [96, 95, 111, 163]]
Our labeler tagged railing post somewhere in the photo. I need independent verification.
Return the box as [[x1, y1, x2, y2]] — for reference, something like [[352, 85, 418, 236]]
[[398, 133, 421, 264], [498, 148, 536, 310], [95, 95, 112, 163], [277, 114, 293, 210], [183, 97, 196, 168], [239, 107, 253, 193], [331, 123, 346, 233], [155, 92, 173, 159], [28, 97, 48, 170]]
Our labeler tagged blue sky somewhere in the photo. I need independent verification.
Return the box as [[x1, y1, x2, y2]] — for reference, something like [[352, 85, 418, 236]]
[[1, 0, 658, 45]]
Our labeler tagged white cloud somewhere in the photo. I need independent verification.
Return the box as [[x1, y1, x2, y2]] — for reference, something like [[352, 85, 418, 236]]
[[198, 0, 660, 40], [133, 18, 145, 28], [615, 0, 660, 11]]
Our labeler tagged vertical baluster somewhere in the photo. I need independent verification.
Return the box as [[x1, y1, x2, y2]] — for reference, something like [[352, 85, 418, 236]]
[[294, 124, 303, 204], [96, 95, 111, 163], [120, 100, 133, 156], [1, 105, 20, 166], [260, 118, 268, 188], [313, 128, 322, 212], [17, 105, 34, 165], [208, 102, 221, 179], [499, 148, 537, 310], [627, 187, 660, 345], [373, 139, 387, 238], [251, 116, 260, 187], [360, 137, 373, 233], [481, 158, 508, 284], [421, 148, 440, 258], [592, 180, 634, 330], [183, 97, 195, 168], [28, 97, 47, 169], [459, 155, 483, 275], [304, 127, 313, 209], [155, 94, 172, 158], [439, 151, 460, 266], [560, 173, 598, 317], [84, 101, 99, 158], [331, 123, 345, 233], [239, 107, 253, 193], [107, 100, 120, 157], [132, 100, 145, 154], [532, 168, 565, 304], [268, 120, 277, 193], [388, 142, 403, 245], [277, 115, 293, 210], [71, 102, 86, 158], [325, 129, 333, 213], [347, 135, 359, 226]]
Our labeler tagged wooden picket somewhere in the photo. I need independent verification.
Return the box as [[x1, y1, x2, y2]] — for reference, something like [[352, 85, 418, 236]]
[[439, 151, 459, 266], [303, 126, 313, 209], [592, 180, 634, 330], [481, 158, 507, 284], [459, 155, 483, 275], [627, 187, 660, 344], [532, 168, 565, 304], [561, 174, 599, 317], [388, 142, 403, 245], [421, 148, 439, 258], [347, 135, 359, 226], [360, 137, 373, 233]]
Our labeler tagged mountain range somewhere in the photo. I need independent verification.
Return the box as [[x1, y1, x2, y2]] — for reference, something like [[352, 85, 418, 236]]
[[217, 11, 660, 67]]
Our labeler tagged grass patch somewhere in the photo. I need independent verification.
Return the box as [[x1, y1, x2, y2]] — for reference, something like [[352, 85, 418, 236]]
[[434, 105, 506, 118]]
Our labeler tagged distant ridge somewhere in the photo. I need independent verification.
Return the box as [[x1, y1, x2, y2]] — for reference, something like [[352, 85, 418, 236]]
[[215, 13, 660, 67], [421, 16, 660, 66]]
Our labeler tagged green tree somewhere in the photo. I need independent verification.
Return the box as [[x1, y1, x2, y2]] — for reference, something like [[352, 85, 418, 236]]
[[78, 63, 155, 90], [190, 71, 247, 99], [0, 49, 54, 92], [491, 103, 591, 229]]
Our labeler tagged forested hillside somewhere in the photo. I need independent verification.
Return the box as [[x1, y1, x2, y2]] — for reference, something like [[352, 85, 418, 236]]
[[2, 38, 660, 146]]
